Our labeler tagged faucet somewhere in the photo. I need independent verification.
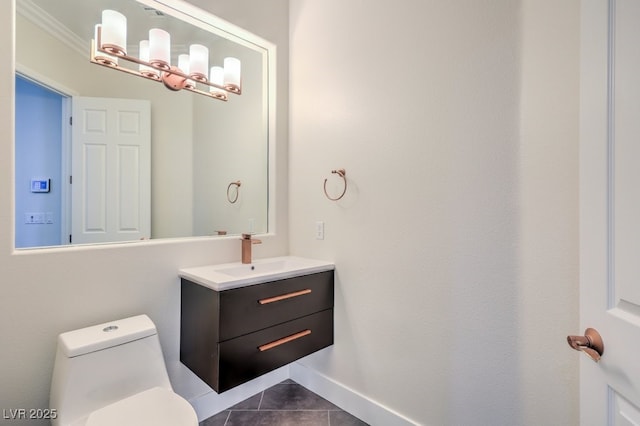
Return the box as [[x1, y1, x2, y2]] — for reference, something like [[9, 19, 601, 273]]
[[241, 233, 262, 264]]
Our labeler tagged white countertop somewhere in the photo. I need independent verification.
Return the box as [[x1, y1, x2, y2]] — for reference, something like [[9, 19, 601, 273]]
[[179, 256, 335, 291]]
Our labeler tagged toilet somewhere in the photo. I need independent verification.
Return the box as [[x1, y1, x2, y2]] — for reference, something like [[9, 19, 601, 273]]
[[50, 314, 198, 426]]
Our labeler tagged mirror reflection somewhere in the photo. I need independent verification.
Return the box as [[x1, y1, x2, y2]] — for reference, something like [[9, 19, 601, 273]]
[[15, 0, 269, 249]]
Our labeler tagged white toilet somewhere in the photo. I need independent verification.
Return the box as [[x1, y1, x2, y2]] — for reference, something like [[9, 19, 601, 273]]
[[50, 314, 198, 426]]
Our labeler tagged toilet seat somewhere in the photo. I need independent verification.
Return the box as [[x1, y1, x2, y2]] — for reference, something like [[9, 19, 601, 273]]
[[86, 387, 198, 426]]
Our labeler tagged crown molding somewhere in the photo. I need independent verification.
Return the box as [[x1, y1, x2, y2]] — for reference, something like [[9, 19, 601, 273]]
[[17, 0, 88, 58], [16, 2, 193, 66]]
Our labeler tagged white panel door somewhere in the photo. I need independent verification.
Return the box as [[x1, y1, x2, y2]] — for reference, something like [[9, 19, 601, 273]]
[[71, 97, 150, 244], [580, 0, 640, 423]]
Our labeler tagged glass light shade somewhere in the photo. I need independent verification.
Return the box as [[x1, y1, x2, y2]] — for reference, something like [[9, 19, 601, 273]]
[[189, 44, 209, 81], [223, 57, 241, 92], [209, 66, 227, 100], [139, 40, 159, 78], [178, 54, 190, 74], [100, 10, 127, 55], [93, 25, 118, 66], [149, 28, 171, 69], [209, 66, 224, 86], [179, 54, 195, 88], [209, 67, 224, 88]]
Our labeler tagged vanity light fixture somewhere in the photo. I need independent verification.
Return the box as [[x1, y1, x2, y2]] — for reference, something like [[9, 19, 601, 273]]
[[91, 9, 242, 102]]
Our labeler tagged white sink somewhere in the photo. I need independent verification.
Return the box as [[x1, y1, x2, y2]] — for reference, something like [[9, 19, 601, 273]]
[[179, 256, 335, 291]]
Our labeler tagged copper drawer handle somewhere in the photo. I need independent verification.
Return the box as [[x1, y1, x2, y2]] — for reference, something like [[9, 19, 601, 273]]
[[258, 289, 312, 305], [258, 329, 312, 352]]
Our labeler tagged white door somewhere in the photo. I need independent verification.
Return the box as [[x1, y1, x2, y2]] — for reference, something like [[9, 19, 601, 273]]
[[579, 0, 640, 423], [71, 97, 151, 244]]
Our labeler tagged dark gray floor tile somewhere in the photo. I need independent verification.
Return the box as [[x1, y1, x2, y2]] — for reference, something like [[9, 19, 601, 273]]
[[330, 410, 370, 426], [227, 409, 329, 426], [229, 391, 263, 410], [199, 410, 230, 426], [260, 382, 339, 410], [199, 380, 368, 426]]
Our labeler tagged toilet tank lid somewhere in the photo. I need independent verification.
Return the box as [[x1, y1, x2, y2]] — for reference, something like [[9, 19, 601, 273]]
[[58, 315, 158, 357]]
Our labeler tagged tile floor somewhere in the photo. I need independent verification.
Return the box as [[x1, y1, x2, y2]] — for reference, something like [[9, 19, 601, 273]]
[[199, 379, 369, 426]]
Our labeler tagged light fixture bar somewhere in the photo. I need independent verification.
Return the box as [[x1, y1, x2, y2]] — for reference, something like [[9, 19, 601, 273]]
[[90, 26, 241, 101]]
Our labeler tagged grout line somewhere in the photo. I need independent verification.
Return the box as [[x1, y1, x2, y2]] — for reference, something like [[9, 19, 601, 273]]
[[225, 408, 338, 412], [222, 410, 231, 426], [257, 390, 265, 410]]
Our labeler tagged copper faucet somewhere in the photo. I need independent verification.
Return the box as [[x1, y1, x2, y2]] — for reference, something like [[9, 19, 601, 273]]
[[241, 233, 262, 264]]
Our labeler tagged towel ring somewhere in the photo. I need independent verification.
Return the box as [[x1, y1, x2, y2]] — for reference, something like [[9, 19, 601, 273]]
[[227, 181, 241, 204], [323, 169, 347, 201]]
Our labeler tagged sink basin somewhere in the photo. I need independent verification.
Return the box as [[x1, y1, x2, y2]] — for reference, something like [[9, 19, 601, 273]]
[[216, 259, 290, 277], [179, 256, 335, 290]]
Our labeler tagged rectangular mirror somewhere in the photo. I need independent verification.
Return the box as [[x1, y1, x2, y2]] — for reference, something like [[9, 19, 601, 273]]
[[15, 0, 275, 249]]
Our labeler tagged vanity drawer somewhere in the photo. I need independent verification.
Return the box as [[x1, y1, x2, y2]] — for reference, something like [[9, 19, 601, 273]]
[[218, 309, 333, 392], [218, 270, 333, 341]]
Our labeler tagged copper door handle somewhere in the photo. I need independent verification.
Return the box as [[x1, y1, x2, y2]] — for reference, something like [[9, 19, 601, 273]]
[[567, 328, 604, 362]]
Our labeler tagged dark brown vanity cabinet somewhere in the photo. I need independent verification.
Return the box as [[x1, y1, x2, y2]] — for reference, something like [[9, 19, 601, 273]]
[[180, 270, 334, 393]]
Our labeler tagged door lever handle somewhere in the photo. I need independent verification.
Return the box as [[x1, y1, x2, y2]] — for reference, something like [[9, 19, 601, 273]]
[[567, 328, 604, 362]]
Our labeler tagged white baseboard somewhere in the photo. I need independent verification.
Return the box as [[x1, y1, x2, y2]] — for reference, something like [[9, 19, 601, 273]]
[[289, 362, 419, 426], [176, 365, 289, 422], [177, 359, 418, 425]]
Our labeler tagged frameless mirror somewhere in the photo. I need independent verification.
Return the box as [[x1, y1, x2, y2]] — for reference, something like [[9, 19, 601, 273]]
[[15, 0, 273, 249]]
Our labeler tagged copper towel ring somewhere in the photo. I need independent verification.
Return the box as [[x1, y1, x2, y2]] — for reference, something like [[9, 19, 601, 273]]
[[323, 169, 347, 201], [227, 181, 241, 204]]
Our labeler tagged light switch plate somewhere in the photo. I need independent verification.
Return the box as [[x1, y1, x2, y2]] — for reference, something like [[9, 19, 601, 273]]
[[315, 221, 324, 240]]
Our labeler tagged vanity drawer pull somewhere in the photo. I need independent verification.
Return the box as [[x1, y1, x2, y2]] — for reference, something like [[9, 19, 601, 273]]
[[258, 329, 312, 352], [258, 289, 312, 305]]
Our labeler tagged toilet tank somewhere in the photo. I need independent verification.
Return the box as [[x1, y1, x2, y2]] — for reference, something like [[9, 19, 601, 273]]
[[50, 315, 173, 426]]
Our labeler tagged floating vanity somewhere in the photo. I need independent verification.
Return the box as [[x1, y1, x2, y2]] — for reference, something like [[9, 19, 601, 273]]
[[179, 256, 335, 393]]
